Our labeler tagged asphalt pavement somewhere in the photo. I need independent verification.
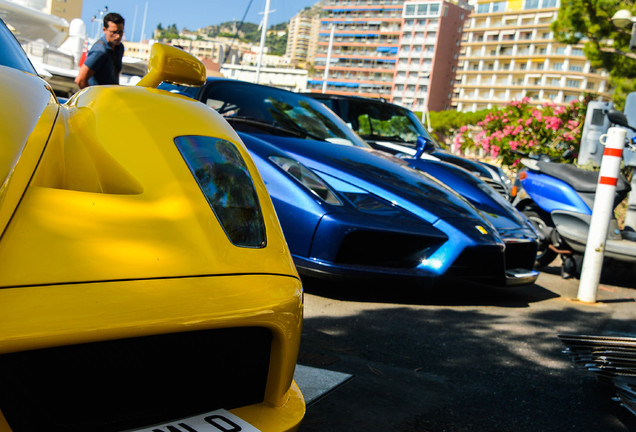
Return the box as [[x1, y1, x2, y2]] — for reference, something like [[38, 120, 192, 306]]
[[296, 261, 636, 431]]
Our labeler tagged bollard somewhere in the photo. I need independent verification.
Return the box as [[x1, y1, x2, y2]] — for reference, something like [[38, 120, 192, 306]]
[[578, 127, 626, 303]]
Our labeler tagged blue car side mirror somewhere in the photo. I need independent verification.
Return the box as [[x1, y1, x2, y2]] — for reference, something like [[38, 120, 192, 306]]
[[415, 136, 435, 159]]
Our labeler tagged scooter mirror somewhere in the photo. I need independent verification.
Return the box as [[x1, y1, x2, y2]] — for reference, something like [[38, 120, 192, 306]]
[[561, 149, 574, 161], [538, 154, 552, 162]]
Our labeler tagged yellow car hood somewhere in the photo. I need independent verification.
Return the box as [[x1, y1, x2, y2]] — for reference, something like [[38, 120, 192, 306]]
[[0, 78, 298, 287]]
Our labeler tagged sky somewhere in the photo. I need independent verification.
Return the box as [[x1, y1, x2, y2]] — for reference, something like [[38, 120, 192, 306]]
[[80, 0, 320, 42]]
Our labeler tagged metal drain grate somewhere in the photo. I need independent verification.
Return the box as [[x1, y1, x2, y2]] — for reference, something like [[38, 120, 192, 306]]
[[558, 334, 636, 417]]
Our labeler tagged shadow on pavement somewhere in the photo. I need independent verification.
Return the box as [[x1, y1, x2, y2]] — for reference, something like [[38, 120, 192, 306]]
[[541, 258, 636, 290], [301, 275, 559, 308], [298, 296, 636, 432]]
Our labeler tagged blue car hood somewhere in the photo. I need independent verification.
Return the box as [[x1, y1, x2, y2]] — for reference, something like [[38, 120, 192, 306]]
[[406, 159, 535, 237], [239, 132, 489, 226]]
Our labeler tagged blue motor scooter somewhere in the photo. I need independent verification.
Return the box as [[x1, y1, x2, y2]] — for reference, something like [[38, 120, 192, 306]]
[[511, 110, 636, 278]]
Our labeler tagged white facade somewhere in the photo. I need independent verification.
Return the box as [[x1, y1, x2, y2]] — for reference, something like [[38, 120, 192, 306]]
[[392, 0, 469, 112], [241, 50, 292, 67], [453, 0, 611, 111], [220, 64, 308, 92]]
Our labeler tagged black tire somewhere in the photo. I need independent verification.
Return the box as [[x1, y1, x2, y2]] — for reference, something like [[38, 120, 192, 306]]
[[523, 209, 558, 268], [561, 254, 582, 279]]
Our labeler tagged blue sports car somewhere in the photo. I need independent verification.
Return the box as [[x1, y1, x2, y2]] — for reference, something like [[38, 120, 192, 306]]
[[306, 93, 513, 199], [161, 78, 538, 286]]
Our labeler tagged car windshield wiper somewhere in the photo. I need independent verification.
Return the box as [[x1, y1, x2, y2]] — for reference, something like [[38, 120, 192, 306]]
[[225, 116, 327, 142]]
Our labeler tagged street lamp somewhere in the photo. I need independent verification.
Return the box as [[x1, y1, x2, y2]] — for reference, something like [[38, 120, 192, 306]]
[[612, 9, 634, 28], [611, 9, 636, 50]]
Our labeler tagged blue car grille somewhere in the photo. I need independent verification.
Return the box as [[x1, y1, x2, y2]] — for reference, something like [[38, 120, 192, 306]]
[[0, 327, 272, 432], [335, 230, 444, 268], [504, 240, 538, 270], [483, 178, 510, 200], [447, 245, 506, 283]]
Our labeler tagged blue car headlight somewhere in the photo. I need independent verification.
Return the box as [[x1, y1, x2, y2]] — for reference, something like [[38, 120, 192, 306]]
[[320, 175, 396, 213], [270, 156, 342, 205]]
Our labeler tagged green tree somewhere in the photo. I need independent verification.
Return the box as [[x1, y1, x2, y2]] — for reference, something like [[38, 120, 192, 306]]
[[552, 0, 636, 109], [156, 23, 179, 41], [266, 30, 288, 56], [429, 109, 490, 145]]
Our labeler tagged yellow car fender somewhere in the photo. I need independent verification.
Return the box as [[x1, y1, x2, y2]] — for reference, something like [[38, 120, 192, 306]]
[[0, 41, 304, 431]]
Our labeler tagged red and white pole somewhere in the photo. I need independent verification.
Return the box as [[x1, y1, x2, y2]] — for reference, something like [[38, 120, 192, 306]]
[[578, 127, 626, 303]]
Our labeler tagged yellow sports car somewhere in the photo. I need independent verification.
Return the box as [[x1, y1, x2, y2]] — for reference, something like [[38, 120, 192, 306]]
[[0, 18, 304, 432]]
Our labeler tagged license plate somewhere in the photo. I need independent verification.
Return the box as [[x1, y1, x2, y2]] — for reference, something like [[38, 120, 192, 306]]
[[127, 409, 262, 432]]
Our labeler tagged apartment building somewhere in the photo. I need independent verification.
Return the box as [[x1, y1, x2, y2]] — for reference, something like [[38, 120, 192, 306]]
[[307, 0, 405, 98], [393, 0, 470, 112], [45, 0, 82, 23], [7, 0, 84, 23], [453, 0, 611, 112], [286, 2, 323, 68], [123, 40, 153, 62], [166, 37, 242, 65], [221, 64, 308, 92]]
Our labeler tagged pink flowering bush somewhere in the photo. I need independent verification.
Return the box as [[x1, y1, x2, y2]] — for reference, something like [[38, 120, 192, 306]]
[[453, 96, 591, 169]]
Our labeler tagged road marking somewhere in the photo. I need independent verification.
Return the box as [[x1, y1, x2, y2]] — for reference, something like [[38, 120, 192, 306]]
[[294, 364, 353, 405]]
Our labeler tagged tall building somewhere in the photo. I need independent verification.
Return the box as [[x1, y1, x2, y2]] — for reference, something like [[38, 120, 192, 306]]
[[453, 0, 611, 112], [307, 0, 405, 98], [286, 2, 322, 68], [45, 0, 82, 23], [393, 0, 470, 112], [7, 0, 83, 23]]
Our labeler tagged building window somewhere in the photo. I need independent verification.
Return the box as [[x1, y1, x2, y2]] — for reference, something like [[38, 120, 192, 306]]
[[525, 0, 556, 8], [492, 1, 507, 12], [566, 79, 580, 88], [477, 3, 489, 13]]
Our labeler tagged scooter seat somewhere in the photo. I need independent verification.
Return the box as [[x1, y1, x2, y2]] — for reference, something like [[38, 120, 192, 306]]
[[536, 160, 630, 194]]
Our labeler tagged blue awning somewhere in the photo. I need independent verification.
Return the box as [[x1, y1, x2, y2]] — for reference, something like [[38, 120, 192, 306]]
[[376, 47, 399, 54], [320, 33, 377, 37]]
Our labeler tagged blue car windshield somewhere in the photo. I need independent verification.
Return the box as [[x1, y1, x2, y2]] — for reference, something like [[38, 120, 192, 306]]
[[342, 98, 437, 148], [0, 19, 37, 74], [161, 80, 371, 149]]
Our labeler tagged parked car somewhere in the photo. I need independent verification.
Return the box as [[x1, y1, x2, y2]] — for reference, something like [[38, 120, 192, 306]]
[[306, 93, 513, 199], [0, 19, 304, 432], [160, 78, 538, 286]]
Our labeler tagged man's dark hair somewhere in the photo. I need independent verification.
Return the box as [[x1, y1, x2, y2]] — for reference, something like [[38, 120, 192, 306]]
[[103, 12, 125, 28]]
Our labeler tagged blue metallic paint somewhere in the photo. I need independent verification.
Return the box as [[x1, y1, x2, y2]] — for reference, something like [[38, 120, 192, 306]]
[[161, 78, 537, 285]]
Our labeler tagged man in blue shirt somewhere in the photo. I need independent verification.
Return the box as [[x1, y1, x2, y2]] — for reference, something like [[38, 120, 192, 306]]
[[75, 12, 125, 89]]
